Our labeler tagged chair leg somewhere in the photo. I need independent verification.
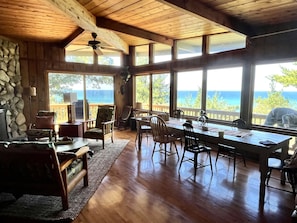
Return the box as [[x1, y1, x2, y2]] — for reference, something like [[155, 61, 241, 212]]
[[208, 151, 213, 172], [178, 149, 186, 171], [152, 142, 157, 158], [193, 152, 198, 177], [173, 142, 179, 159], [164, 143, 167, 162], [215, 148, 220, 164], [266, 168, 272, 185], [233, 152, 236, 173]]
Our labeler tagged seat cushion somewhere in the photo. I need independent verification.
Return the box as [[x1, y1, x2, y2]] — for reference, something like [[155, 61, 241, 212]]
[[84, 128, 103, 138]]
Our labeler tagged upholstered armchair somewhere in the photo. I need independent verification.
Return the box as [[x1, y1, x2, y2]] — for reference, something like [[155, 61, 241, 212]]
[[0, 142, 89, 210], [84, 105, 116, 149], [26, 110, 56, 141]]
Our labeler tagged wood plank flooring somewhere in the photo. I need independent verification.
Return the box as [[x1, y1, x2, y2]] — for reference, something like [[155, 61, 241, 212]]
[[73, 129, 294, 223]]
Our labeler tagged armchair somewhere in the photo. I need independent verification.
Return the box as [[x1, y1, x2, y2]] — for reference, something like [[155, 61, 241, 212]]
[[26, 110, 56, 141], [0, 142, 89, 210], [84, 105, 116, 149]]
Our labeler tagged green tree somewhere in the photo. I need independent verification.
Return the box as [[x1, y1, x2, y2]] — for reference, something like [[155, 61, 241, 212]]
[[253, 76, 289, 114], [135, 76, 150, 106], [206, 92, 238, 111], [272, 63, 297, 88], [152, 74, 169, 105]]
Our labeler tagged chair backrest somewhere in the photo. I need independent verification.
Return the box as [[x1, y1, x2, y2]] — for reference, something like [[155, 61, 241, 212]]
[[232, 118, 248, 129], [173, 109, 184, 119], [183, 122, 199, 148], [0, 142, 64, 195], [95, 105, 116, 128], [150, 116, 170, 142], [120, 105, 132, 121]]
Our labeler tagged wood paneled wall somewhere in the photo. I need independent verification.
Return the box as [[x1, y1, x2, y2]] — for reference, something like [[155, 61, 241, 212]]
[[19, 41, 129, 124]]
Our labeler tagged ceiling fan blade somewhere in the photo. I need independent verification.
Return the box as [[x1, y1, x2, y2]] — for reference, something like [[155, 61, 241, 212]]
[[100, 46, 123, 53], [94, 48, 103, 55], [68, 46, 89, 52]]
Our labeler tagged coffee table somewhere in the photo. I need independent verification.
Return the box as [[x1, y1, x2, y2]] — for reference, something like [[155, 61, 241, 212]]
[[54, 137, 89, 153]]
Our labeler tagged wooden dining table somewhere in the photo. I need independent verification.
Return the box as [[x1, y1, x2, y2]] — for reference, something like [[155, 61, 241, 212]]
[[136, 117, 292, 207]]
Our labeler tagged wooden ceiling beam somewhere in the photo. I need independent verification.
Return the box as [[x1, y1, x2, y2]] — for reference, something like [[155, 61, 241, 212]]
[[156, 0, 254, 36], [60, 27, 85, 48], [97, 17, 174, 46], [252, 21, 297, 38], [43, 0, 129, 54]]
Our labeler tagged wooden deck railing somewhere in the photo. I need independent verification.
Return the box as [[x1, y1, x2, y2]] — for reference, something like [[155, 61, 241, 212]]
[[49, 103, 267, 125]]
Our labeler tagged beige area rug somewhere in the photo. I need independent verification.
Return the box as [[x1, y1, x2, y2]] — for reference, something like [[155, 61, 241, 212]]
[[0, 139, 129, 223]]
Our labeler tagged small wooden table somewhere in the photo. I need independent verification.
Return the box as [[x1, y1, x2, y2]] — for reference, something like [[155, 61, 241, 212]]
[[59, 122, 83, 137], [55, 137, 89, 153]]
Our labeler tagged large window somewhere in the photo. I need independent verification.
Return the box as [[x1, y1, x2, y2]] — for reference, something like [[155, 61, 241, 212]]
[[177, 70, 203, 116], [253, 62, 297, 128], [206, 67, 242, 120], [48, 73, 114, 123], [135, 73, 170, 113], [209, 33, 246, 54], [97, 49, 121, 66], [153, 43, 171, 63], [176, 37, 203, 59], [65, 45, 94, 64], [152, 73, 170, 113], [135, 75, 150, 110], [135, 45, 149, 66]]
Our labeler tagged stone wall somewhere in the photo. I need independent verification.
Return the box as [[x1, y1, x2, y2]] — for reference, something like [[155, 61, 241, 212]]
[[0, 38, 26, 138]]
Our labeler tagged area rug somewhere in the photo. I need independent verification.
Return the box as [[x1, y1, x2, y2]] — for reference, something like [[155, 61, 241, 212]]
[[0, 139, 129, 223]]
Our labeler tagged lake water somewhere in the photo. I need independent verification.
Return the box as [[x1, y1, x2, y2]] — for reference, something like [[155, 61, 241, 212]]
[[73, 90, 297, 105], [178, 91, 297, 106]]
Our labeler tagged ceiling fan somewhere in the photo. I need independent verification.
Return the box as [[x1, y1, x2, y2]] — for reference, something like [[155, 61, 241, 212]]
[[88, 32, 103, 55], [68, 32, 122, 56]]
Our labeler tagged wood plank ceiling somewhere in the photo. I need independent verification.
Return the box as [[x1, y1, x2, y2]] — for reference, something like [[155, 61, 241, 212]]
[[0, 0, 297, 54]]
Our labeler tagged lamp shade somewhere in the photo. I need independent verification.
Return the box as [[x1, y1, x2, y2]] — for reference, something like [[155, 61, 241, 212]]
[[135, 102, 142, 109], [24, 86, 36, 97], [63, 93, 77, 103], [29, 87, 36, 96]]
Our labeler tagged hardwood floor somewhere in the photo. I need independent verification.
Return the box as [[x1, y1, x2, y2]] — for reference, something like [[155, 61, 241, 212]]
[[73, 129, 295, 223]]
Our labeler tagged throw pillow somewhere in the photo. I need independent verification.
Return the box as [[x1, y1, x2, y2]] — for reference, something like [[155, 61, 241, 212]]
[[35, 116, 54, 129]]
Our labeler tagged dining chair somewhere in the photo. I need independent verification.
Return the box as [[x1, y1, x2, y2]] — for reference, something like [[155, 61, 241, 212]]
[[173, 109, 184, 119], [266, 149, 297, 196], [179, 122, 213, 177], [215, 118, 247, 173], [135, 118, 152, 150], [150, 116, 179, 161]]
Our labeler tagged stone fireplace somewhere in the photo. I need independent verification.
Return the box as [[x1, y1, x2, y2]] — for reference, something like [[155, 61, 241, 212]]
[[0, 37, 27, 139]]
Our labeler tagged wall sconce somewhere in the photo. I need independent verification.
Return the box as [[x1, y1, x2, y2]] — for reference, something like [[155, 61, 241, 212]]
[[63, 92, 77, 123], [24, 86, 36, 124]]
